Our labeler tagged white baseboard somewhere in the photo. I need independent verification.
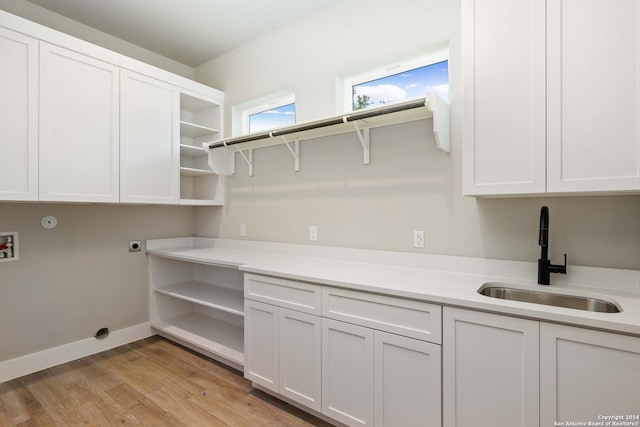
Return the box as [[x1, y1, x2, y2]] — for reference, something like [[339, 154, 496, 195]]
[[0, 322, 153, 383]]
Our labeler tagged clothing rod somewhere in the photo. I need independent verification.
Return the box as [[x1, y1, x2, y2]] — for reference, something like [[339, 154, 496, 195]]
[[208, 98, 428, 149]]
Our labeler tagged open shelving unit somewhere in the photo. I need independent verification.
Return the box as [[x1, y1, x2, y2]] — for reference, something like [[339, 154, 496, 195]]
[[206, 94, 450, 176], [179, 92, 225, 205], [149, 254, 244, 369]]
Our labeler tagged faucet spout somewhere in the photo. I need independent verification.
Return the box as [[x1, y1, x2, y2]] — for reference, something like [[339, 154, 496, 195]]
[[539, 206, 549, 260], [537, 206, 567, 285]]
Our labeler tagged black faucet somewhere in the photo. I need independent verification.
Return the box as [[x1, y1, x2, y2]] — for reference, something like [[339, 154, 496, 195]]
[[538, 206, 567, 285]]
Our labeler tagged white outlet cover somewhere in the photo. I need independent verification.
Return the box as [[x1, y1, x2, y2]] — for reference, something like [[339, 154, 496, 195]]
[[41, 216, 58, 229]]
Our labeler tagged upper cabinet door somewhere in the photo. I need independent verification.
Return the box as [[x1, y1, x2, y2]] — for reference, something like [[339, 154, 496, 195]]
[[39, 42, 120, 203], [462, 0, 546, 196], [547, 0, 640, 193], [0, 28, 38, 201], [120, 70, 179, 204]]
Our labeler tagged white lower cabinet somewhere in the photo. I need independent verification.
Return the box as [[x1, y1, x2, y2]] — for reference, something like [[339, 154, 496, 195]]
[[279, 308, 322, 411], [322, 318, 441, 427], [443, 307, 540, 427], [244, 299, 322, 412], [374, 330, 441, 427], [322, 318, 375, 426], [244, 275, 442, 427], [540, 323, 640, 424], [244, 274, 322, 412], [444, 307, 640, 427]]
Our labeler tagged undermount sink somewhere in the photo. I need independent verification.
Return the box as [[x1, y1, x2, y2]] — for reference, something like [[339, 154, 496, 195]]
[[478, 283, 621, 313]]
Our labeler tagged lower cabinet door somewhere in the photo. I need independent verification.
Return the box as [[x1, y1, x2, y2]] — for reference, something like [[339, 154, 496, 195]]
[[322, 318, 374, 427], [279, 308, 322, 412], [540, 322, 640, 424], [374, 331, 441, 427], [443, 307, 540, 427], [244, 299, 278, 391]]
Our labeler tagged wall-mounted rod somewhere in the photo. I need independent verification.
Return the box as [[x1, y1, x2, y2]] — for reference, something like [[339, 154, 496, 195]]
[[208, 98, 427, 149]]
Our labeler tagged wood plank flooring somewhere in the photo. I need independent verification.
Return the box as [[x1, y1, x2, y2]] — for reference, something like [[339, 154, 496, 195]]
[[0, 336, 334, 426]]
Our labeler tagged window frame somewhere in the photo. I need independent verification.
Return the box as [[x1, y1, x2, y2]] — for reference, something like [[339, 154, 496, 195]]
[[239, 93, 296, 135], [340, 48, 449, 113]]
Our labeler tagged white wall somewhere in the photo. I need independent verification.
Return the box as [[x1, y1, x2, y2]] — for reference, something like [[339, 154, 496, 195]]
[[0, 204, 193, 362], [0, 0, 194, 78], [195, 0, 640, 271]]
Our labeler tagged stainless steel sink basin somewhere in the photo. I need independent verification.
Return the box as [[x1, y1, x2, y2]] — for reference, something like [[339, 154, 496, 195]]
[[478, 283, 621, 313]]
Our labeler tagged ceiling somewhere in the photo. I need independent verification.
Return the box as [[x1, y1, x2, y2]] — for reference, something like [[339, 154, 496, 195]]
[[24, 0, 337, 67]]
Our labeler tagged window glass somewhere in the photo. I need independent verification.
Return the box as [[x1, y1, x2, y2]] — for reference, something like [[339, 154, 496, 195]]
[[352, 60, 449, 111], [249, 102, 296, 133]]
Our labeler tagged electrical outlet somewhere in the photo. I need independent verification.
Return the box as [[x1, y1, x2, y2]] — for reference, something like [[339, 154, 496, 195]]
[[413, 231, 425, 248], [309, 225, 318, 241], [129, 240, 142, 252], [240, 223, 247, 237]]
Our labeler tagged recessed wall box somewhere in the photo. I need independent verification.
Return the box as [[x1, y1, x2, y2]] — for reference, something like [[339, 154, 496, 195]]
[[0, 232, 18, 262]]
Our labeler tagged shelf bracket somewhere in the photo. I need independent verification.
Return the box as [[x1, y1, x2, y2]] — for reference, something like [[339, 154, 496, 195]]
[[352, 121, 370, 165], [281, 136, 300, 172], [235, 146, 253, 177]]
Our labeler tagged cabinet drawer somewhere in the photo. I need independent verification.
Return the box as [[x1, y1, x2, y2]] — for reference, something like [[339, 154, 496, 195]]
[[322, 287, 441, 343], [245, 274, 321, 315]]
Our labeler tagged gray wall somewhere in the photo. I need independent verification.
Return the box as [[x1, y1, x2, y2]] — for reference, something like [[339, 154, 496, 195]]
[[195, 0, 640, 271], [0, 204, 194, 361], [0, 2, 197, 362]]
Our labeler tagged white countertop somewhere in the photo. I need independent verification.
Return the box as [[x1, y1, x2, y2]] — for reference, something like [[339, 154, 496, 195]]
[[146, 237, 640, 336]]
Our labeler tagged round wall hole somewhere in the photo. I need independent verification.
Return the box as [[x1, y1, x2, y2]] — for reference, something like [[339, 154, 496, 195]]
[[95, 327, 109, 340]]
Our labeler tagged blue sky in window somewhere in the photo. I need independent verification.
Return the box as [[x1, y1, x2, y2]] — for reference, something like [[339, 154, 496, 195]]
[[249, 102, 296, 133], [353, 60, 449, 110]]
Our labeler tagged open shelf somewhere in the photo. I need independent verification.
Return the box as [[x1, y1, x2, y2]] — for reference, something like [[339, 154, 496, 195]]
[[206, 95, 449, 175], [180, 121, 219, 138], [155, 281, 243, 316], [208, 95, 449, 153], [180, 167, 215, 177], [180, 144, 207, 158], [149, 255, 243, 368], [152, 313, 244, 367], [179, 91, 224, 205]]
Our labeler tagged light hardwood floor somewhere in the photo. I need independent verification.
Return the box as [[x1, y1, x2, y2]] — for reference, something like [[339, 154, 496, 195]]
[[0, 336, 334, 426]]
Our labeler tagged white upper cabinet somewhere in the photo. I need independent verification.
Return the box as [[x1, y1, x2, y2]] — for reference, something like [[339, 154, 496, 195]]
[[0, 28, 38, 201], [39, 43, 120, 202], [120, 70, 179, 204], [464, 0, 640, 196], [462, 0, 546, 196], [547, 0, 640, 193], [1, 10, 225, 205]]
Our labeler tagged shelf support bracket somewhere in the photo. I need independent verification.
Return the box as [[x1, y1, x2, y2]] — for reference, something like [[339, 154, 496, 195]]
[[352, 121, 370, 165], [235, 146, 253, 177], [281, 136, 300, 172]]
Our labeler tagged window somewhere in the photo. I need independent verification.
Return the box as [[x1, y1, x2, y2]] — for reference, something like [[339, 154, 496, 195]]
[[341, 48, 449, 112], [238, 94, 296, 135]]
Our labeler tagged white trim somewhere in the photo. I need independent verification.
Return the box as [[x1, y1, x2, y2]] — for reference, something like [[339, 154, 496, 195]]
[[0, 322, 153, 383], [232, 90, 296, 136]]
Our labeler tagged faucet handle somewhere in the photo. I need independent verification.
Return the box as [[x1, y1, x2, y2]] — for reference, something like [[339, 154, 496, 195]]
[[550, 254, 567, 275]]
